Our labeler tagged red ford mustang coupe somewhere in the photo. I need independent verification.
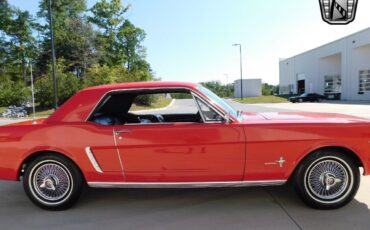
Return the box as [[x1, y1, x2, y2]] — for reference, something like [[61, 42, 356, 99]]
[[0, 81, 369, 210]]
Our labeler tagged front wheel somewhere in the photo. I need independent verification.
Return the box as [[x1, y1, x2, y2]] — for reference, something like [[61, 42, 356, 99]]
[[293, 150, 360, 209], [23, 154, 84, 210]]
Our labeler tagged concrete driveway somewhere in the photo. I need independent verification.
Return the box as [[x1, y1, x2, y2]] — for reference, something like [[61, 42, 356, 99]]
[[1, 100, 370, 229]]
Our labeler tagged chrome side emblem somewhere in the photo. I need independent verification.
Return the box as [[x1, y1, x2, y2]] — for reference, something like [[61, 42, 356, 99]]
[[276, 157, 286, 168], [319, 0, 358, 25], [265, 157, 286, 168]]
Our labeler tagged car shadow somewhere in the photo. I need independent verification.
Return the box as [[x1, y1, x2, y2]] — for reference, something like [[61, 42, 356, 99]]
[[1, 181, 370, 229]]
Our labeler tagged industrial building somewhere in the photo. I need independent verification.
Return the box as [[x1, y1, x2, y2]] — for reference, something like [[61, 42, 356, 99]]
[[234, 79, 262, 98], [279, 28, 370, 100]]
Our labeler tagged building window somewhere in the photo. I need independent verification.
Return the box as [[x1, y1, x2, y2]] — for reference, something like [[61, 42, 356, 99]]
[[359, 70, 370, 93], [324, 75, 341, 94]]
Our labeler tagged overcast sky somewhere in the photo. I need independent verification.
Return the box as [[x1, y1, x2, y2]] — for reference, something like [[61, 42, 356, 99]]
[[9, 0, 370, 85]]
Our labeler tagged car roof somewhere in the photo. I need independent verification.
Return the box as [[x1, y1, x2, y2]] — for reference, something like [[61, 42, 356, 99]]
[[46, 81, 199, 123], [81, 81, 198, 92]]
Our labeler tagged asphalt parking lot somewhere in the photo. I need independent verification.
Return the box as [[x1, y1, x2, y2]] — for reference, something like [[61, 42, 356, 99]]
[[1, 100, 370, 230]]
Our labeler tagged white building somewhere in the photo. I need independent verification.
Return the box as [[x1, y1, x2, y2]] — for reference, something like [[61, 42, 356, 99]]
[[279, 28, 370, 100], [234, 79, 262, 98]]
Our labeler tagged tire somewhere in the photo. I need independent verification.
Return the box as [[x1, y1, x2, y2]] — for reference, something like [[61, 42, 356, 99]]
[[293, 150, 360, 209], [298, 98, 303, 103], [23, 154, 84, 210]]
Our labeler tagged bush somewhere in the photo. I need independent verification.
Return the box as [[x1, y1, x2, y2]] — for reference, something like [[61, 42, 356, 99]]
[[0, 80, 30, 106], [134, 94, 158, 106], [83, 64, 155, 87], [35, 72, 81, 107]]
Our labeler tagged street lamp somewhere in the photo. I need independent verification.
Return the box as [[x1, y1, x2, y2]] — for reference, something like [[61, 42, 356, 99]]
[[224, 73, 229, 84], [232, 43, 243, 100], [48, 0, 58, 109]]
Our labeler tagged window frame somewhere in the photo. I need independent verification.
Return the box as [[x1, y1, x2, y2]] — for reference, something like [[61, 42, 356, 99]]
[[86, 87, 231, 126]]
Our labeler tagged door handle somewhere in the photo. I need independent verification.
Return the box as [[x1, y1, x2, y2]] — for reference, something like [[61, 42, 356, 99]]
[[115, 129, 132, 135]]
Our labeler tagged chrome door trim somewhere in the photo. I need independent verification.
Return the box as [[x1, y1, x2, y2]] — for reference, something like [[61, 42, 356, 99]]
[[112, 129, 125, 176], [87, 180, 287, 188], [85, 147, 103, 173]]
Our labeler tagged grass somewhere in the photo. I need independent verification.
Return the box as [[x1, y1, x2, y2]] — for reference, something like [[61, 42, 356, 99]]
[[235, 95, 288, 104], [130, 97, 173, 111]]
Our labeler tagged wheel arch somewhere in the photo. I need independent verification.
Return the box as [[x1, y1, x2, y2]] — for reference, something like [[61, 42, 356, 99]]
[[18, 151, 86, 182], [291, 146, 364, 179]]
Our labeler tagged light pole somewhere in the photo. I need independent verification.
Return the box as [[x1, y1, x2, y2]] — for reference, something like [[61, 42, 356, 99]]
[[48, 0, 58, 109], [232, 43, 243, 100], [224, 73, 229, 84]]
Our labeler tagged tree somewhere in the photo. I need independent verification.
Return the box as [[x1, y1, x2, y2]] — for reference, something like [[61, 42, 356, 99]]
[[201, 81, 234, 98], [35, 60, 81, 107], [37, 0, 95, 75], [117, 20, 147, 71], [8, 9, 37, 83], [88, 0, 129, 66]]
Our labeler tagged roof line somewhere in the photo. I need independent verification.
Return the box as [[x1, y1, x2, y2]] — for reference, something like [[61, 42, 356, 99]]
[[280, 27, 370, 61]]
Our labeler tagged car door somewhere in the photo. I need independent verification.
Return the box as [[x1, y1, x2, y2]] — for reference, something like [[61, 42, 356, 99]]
[[79, 123, 124, 181], [113, 96, 246, 182], [113, 122, 245, 182]]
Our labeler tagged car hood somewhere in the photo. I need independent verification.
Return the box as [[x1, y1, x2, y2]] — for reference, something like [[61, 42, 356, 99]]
[[240, 112, 370, 124]]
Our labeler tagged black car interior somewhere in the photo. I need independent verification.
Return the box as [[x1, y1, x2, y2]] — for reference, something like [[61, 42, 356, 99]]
[[89, 89, 203, 125]]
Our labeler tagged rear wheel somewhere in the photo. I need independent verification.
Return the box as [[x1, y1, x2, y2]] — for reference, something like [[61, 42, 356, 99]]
[[298, 98, 303, 103], [23, 154, 84, 210], [293, 150, 360, 209]]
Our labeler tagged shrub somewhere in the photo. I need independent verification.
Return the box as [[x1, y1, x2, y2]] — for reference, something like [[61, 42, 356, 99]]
[[35, 72, 81, 107], [0, 80, 30, 106]]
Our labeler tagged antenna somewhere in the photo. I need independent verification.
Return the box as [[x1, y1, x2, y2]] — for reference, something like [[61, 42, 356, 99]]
[[30, 61, 36, 124]]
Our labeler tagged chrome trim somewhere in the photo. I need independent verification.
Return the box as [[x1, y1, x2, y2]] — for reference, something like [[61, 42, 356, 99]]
[[112, 129, 125, 176], [87, 180, 287, 188], [85, 86, 237, 123], [192, 92, 227, 124], [192, 92, 206, 123], [85, 147, 103, 173]]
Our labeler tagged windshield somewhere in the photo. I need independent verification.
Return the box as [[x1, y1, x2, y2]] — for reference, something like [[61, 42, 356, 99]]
[[197, 85, 240, 121]]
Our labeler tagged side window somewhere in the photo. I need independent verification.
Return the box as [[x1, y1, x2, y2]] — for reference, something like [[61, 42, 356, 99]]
[[89, 90, 226, 125], [195, 98, 224, 122]]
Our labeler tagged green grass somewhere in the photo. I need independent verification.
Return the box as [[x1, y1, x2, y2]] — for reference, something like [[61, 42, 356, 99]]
[[235, 95, 288, 104], [130, 97, 173, 111]]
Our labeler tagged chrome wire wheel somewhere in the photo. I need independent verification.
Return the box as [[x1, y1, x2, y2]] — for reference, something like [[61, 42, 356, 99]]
[[304, 157, 353, 203], [29, 160, 73, 205]]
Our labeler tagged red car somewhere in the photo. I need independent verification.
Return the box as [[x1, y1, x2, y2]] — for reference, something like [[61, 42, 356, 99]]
[[0, 81, 369, 210]]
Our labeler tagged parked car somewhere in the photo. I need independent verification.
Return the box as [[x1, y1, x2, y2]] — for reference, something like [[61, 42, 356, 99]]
[[0, 81, 369, 210], [289, 93, 326, 103]]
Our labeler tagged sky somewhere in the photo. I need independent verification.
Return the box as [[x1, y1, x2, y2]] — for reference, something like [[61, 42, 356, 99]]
[[8, 0, 370, 85]]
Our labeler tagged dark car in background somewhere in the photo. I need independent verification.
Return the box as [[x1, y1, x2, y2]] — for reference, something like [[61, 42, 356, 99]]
[[289, 93, 326, 103]]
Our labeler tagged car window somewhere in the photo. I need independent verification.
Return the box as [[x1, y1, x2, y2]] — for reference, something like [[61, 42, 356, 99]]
[[195, 97, 224, 122], [89, 90, 205, 125]]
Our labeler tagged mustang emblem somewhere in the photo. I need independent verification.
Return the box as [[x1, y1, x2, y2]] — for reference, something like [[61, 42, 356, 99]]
[[265, 157, 286, 167]]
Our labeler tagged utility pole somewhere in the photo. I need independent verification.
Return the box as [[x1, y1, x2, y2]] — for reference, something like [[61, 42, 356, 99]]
[[232, 44, 243, 100], [48, 0, 58, 109]]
